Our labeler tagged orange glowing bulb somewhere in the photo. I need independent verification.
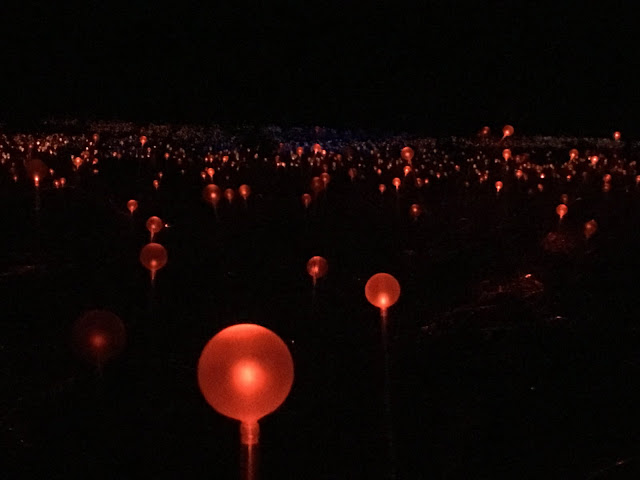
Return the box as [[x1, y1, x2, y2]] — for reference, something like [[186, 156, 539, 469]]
[[197, 324, 294, 444], [140, 135, 147, 146], [365, 273, 401, 314], [480, 126, 491, 136], [392, 177, 401, 190], [202, 184, 221, 207], [224, 188, 235, 203], [321, 173, 331, 186], [140, 242, 168, 281], [409, 203, 422, 219], [501, 125, 514, 140], [502, 149, 512, 161], [569, 149, 579, 161], [73, 157, 83, 168], [146, 216, 164, 241], [403, 165, 412, 176], [312, 143, 322, 154], [306, 256, 328, 285], [296, 147, 304, 157], [401, 146, 415, 163], [153, 179, 160, 190], [206, 167, 215, 179], [302, 193, 312, 208], [603, 174, 612, 183], [127, 199, 138, 214], [613, 131, 621, 141], [60, 178, 66, 187], [239, 184, 251, 200], [556, 203, 568, 220], [378, 184, 386, 194], [495, 181, 503, 193]]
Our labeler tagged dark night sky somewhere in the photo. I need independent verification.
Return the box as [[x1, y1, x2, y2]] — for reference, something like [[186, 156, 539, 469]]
[[1, 1, 638, 135]]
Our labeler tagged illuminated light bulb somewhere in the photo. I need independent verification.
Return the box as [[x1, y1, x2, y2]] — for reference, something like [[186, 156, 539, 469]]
[[569, 149, 579, 161], [301, 193, 312, 209], [72, 310, 126, 369], [60, 178, 66, 187], [409, 203, 422, 220], [603, 183, 611, 193], [206, 167, 215, 180], [495, 181, 503, 193], [415, 177, 424, 188], [153, 179, 160, 190], [197, 324, 294, 445], [239, 184, 251, 200], [140, 135, 147, 146], [560, 194, 569, 205], [73, 157, 83, 169], [140, 242, 168, 281], [201, 171, 207, 181], [365, 273, 401, 319], [480, 126, 491, 136], [537, 183, 544, 192], [127, 199, 138, 214], [556, 203, 568, 220], [203, 184, 221, 208], [306, 256, 328, 286], [53, 179, 60, 189], [33, 175, 39, 187], [296, 147, 304, 157], [501, 124, 514, 140], [146, 216, 164, 241], [502, 149, 512, 161], [158, 172, 163, 179], [403, 165, 412, 176], [392, 177, 401, 191], [590, 155, 599, 166], [379, 184, 386, 194], [603, 174, 612, 183], [225, 188, 235, 203], [613, 131, 621, 141], [584, 219, 598, 240], [401, 147, 414, 163], [312, 143, 322, 154], [321, 173, 331, 186]]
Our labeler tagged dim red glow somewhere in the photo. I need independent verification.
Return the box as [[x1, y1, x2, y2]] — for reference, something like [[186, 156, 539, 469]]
[[365, 273, 401, 312], [127, 199, 138, 214], [224, 188, 235, 203], [311, 177, 324, 194], [72, 310, 126, 367], [379, 184, 386, 194], [614, 131, 621, 141], [321, 173, 331, 186], [584, 219, 598, 239], [197, 324, 294, 442], [410, 204, 422, 219], [301, 193, 312, 208], [306, 256, 328, 285], [140, 242, 168, 280]]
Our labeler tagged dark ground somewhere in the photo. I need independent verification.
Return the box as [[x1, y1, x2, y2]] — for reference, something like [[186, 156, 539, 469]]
[[2, 135, 640, 479]]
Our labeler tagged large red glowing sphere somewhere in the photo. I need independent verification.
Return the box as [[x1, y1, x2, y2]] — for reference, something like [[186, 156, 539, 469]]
[[127, 199, 138, 214], [197, 324, 294, 424], [146, 216, 164, 235], [306, 256, 328, 283], [202, 184, 221, 207], [401, 147, 415, 163], [72, 310, 126, 367], [365, 273, 401, 310], [140, 242, 168, 279]]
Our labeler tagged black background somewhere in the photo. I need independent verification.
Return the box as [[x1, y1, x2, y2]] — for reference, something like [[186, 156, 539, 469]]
[[2, 2, 638, 135]]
